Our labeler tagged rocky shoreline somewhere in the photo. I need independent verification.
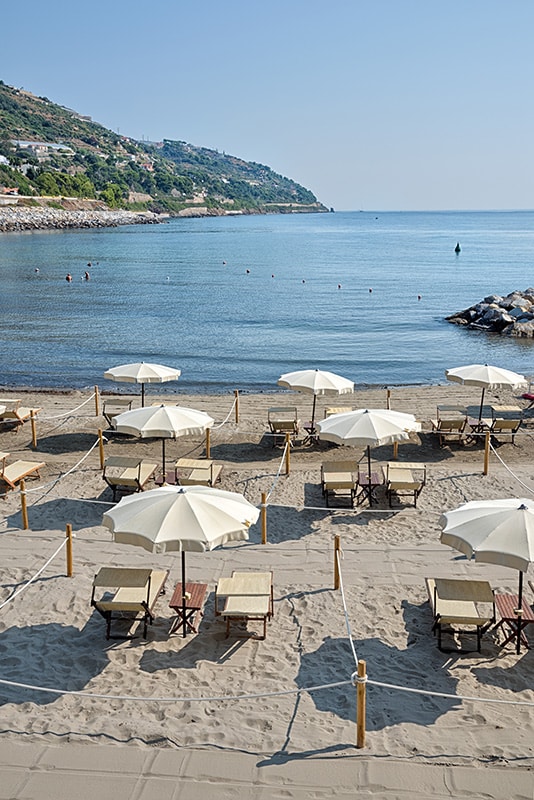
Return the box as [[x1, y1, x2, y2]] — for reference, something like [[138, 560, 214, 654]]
[[0, 205, 164, 233], [446, 288, 534, 338]]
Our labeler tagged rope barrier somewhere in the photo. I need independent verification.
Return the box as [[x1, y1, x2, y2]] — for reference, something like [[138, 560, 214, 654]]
[[335, 549, 359, 667], [0, 539, 67, 610], [211, 396, 237, 430], [39, 393, 96, 420], [488, 443, 534, 496], [0, 676, 352, 702], [20, 438, 102, 498], [265, 442, 290, 501]]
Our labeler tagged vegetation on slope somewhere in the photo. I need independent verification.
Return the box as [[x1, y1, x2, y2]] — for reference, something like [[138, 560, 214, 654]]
[[0, 80, 326, 215]]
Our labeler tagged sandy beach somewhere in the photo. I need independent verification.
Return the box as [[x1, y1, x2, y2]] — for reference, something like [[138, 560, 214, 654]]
[[0, 383, 533, 797]]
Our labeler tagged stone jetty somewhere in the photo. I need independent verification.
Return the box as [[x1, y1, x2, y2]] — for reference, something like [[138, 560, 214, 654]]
[[446, 288, 534, 338], [0, 206, 163, 233]]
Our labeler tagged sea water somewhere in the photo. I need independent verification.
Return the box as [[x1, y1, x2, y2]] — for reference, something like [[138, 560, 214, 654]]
[[0, 210, 533, 391]]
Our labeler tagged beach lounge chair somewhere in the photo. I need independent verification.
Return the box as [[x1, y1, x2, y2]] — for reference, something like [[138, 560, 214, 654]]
[[215, 570, 273, 639], [489, 418, 521, 444], [425, 577, 495, 652], [91, 567, 169, 639], [0, 399, 41, 432], [267, 407, 300, 446], [102, 397, 133, 426], [320, 460, 358, 507], [0, 455, 45, 495], [386, 461, 426, 507], [102, 455, 158, 500], [175, 458, 223, 486], [430, 417, 466, 447]]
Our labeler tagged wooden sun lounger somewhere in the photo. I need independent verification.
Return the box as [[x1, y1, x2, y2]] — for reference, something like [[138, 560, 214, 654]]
[[489, 418, 522, 444], [0, 399, 41, 432], [268, 407, 300, 446], [320, 460, 358, 507], [102, 397, 133, 426], [430, 418, 466, 447], [175, 458, 223, 486], [91, 567, 169, 639], [215, 570, 273, 639], [386, 462, 426, 507], [425, 577, 495, 652], [103, 455, 158, 500], [0, 458, 45, 494]]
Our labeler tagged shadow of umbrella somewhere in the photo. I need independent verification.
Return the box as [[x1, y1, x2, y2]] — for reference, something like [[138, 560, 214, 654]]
[[296, 632, 459, 730], [6, 497, 105, 532], [0, 619, 110, 707]]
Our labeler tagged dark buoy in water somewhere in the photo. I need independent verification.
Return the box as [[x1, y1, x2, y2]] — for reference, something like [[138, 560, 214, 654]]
[[454, 242, 461, 253]]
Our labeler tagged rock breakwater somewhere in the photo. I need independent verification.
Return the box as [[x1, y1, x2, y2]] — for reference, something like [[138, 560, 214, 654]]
[[0, 206, 163, 233], [446, 288, 534, 338]]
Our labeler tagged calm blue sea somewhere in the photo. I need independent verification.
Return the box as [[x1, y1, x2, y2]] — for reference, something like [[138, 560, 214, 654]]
[[1, 210, 533, 392]]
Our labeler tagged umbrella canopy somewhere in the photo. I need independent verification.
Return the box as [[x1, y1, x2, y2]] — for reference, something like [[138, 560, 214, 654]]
[[440, 498, 534, 653], [112, 404, 214, 473], [278, 369, 354, 431], [103, 362, 181, 406], [102, 484, 259, 636], [317, 408, 421, 475], [445, 364, 527, 421]]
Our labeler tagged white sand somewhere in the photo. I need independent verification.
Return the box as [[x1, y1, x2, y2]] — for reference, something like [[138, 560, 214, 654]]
[[0, 384, 533, 794]]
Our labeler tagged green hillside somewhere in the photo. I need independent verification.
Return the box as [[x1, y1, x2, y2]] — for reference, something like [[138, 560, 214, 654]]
[[0, 80, 326, 215]]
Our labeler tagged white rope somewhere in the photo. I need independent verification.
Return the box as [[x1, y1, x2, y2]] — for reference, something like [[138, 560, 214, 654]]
[[489, 443, 534, 496], [0, 539, 67, 610], [39, 393, 96, 420], [366, 678, 534, 707], [265, 442, 290, 501], [22, 438, 101, 496], [335, 549, 359, 667], [0, 676, 351, 702], [211, 396, 237, 429]]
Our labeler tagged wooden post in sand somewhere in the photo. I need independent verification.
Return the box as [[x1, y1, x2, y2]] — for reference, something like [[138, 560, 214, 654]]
[[285, 433, 291, 475], [66, 523, 73, 577], [94, 385, 100, 417], [261, 491, 267, 544], [356, 659, 367, 748], [334, 534, 340, 590], [205, 428, 211, 459], [386, 389, 391, 409], [30, 410, 37, 448], [483, 430, 490, 475], [98, 429, 105, 470], [20, 479, 28, 530], [392, 441, 398, 460], [234, 389, 239, 423]]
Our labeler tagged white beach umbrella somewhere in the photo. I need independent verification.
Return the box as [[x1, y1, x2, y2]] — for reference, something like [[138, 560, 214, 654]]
[[102, 484, 259, 636], [440, 498, 534, 653], [317, 408, 421, 476], [112, 404, 214, 473], [277, 369, 354, 431], [445, 364, 527, 421], [103, 362, 181, 406]]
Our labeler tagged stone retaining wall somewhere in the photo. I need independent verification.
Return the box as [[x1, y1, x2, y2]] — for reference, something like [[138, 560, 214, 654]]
[[0, 206, 163, 232]]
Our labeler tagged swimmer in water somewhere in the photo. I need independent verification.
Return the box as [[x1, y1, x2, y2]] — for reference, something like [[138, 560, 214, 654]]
[[84, 271, 90, 280], [66, 273, 72, 282]]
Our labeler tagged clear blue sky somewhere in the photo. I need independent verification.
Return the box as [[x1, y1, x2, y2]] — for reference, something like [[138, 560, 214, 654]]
[[2, 0, 533, 210]]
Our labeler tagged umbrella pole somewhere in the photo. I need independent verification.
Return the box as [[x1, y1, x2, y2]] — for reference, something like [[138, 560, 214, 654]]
[[162, 439, 166, 477], [478, 387, 485, 421], [311, 395, 317, 432], [141, 383, 145, 407], [182, 550, 187, 638], [517, 571, 524, 655]]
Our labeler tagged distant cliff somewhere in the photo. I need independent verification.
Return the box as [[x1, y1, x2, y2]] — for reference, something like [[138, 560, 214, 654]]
[[446, 289, 534, 338], [0, 80, 327, 217]]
